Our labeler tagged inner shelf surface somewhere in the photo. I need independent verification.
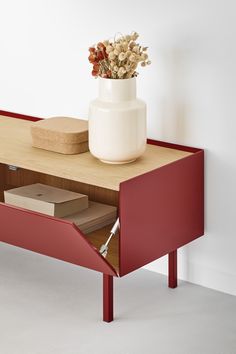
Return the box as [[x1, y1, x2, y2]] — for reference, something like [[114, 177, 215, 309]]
[[86, 224, 119, 272]]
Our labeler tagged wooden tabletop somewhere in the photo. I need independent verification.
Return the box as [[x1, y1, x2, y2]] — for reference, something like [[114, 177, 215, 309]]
[[0, 116, 192, 191]]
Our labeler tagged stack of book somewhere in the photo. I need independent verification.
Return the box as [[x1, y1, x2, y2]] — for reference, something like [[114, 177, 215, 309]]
[[63, 201, 117, 234], [4, 183, 88, 217], [4, 183, 117, 234]]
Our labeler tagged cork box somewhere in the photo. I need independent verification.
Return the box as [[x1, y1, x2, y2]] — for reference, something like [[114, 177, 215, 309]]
[[31, 117, 89, 154]]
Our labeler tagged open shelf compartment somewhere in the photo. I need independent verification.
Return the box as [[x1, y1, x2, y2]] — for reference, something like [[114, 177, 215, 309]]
[[0, 164, 119, 277]]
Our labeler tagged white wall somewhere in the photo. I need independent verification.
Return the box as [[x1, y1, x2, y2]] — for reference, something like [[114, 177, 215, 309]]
[[0, 0, 236, 295]]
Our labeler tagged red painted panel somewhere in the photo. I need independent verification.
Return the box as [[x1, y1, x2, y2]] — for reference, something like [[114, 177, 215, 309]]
[[0, 110, 42, 121], [168, 250, 177, 288], [0, 203, 117, 276], [147, 138, 202, 153], [103, 274, 113, 322], [119, 148, 204, 276]]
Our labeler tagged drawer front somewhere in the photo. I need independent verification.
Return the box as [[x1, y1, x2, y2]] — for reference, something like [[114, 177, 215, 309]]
[[0, 203, 117, 276]]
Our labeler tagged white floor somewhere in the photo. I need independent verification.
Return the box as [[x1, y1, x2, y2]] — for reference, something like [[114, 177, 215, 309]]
[[0, 243, 236, 354]]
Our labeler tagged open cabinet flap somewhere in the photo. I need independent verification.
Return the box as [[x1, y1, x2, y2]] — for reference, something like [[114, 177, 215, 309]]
[[0, 203, 118, 277]]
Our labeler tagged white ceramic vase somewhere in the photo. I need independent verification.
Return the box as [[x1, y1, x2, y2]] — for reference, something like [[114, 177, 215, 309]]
[[89, 77, 146, 164]]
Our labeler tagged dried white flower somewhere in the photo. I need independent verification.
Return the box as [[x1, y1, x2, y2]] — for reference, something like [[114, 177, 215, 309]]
[[118, 52, 127, 61], [106, 45, 113, 53], [121, 41, 128, 51], [133, 46, 140, 54], [103, 40, 110, 47], [129, 41, 135, 49], [115, 44, 122, 52], [117, 67, 126, 78], [141, 53, 148, 61], [129, 53, 137, 62], [114, 49, 120, 56], [108, 51, 116, 60], [131, 31, 139, 41], [131, 63, 138, 70]]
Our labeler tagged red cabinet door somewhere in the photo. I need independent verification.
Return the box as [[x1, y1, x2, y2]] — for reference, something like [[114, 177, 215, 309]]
[[0, 203, 118, 276]]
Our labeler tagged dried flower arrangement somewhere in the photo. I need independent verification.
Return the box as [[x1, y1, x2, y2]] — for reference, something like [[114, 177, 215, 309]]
[[88, 32, 151, 79]]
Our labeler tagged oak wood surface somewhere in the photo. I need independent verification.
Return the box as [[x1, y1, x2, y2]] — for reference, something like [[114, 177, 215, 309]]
[[0, 116, 192, 191], [0, 163, 6, 202], [86, 224, 119, 272], [3, 165, 118, 206]]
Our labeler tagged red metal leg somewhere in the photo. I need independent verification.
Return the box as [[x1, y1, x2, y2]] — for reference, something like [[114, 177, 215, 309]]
[[168, 250, 177, 288], [103, 274, 113, 322]]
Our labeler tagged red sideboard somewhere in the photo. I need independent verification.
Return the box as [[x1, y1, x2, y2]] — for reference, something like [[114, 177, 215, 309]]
[[0, 110, 204, 322]]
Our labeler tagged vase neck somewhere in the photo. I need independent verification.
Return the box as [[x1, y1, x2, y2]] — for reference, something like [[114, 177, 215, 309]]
[[98, 77, 136, 102]]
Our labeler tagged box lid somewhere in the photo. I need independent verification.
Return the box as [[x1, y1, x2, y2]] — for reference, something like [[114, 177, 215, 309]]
[[31, 117, 88, 144], [5, 183, 86, 204]]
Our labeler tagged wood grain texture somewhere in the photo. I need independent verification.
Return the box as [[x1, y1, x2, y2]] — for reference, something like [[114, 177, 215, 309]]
[[0, 116, 192, 191], [0, 163, 6, 202], [86, 224, 119, 272], [3, 166, 118, 206], [0, 163, 4, 185]]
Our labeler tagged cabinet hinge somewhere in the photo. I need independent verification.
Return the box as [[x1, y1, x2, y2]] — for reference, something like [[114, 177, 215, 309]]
[[8, 165, 18, 171]]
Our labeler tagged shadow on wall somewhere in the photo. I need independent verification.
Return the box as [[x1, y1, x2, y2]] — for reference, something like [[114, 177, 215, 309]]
[[160, 98, 188, 143], [158, 47, 189, 144], [155, 47, 193, 280]]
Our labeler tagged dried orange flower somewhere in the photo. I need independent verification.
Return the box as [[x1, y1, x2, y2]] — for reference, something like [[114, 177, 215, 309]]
[[88, 31, 151, 79]]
